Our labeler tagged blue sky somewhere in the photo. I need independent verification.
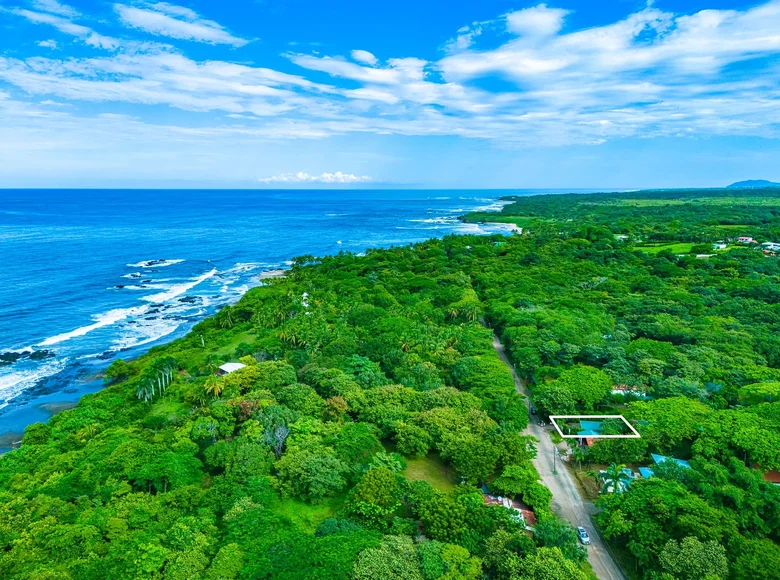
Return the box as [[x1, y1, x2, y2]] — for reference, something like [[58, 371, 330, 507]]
[[1, 0, 779, 188]]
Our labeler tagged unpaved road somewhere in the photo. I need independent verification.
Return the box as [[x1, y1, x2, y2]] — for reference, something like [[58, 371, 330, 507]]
[[492, 334, 626, 580]]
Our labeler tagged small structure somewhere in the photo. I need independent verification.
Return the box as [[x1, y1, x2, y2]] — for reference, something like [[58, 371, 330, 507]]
[[764, 470, 780, 485], [217, 362, 246, 376], [650, 453, 691, 469], [713, 242, 728, 250], [738, 236, 757, 244], [482, 493, 536, 530], [761, 242, 780, 252], [638, 467, 655, 479]]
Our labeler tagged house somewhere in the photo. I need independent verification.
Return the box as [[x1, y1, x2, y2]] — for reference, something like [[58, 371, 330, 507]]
[[763, 469, 780, 485], [761, 242, 780, 252], [738, 236, 757, 244], [638, 467, 655, 479], [217, 362, 246, 376], [482, 493, 536, 529], [651, 453, 691, 469]]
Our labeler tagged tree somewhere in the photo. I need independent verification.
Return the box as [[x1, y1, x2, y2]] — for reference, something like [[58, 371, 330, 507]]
[[353, 536, 424, 580], [394, 422, 432, 457], [346, 468, 403, 528], [517, 547, 589, 580], [275, 448, 348, 502], [204, 543, 243, 580], [599, 462, 632, 494], [491, 463, 537, 497], [419, 495, 467, 543], [659, 537, 728, 580], [204, 376, 225, 398]]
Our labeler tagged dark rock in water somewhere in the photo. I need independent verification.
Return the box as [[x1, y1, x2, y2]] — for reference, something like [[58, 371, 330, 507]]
[[147, 309, 160, 314], [142, 279, 152, 283], [0, 352, 24, 366], [98, 351, 115, 360], [29, 350, 55, 361], [145, 316, 157, 320], [116, 285, 125, 289], [179, 296, 199, 304]]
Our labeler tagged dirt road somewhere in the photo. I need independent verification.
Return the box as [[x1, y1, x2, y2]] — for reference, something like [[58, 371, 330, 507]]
[[492, 334, 626, 580]]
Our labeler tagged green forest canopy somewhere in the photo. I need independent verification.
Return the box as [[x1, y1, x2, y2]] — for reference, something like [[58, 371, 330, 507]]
[[1, 188, 779, 580]]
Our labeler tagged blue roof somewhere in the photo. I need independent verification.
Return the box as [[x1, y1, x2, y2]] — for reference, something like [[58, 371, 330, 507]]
[[638, 467, 655, 478], [651, 453, 691, 469], [579, 420, 603, 432]]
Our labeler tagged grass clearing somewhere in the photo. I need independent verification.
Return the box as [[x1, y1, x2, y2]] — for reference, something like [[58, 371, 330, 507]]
[[403, 453, 457, 492], [273, 497, 344, 533], [634, 243, 695, 254]]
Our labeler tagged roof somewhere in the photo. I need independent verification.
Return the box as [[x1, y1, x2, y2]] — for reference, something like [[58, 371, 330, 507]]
[[764, 469, 780, 484], [651, 453, 691, 469], [219, 362, 246, 374], [638, 467, 655, 478], [579, 420, 603, 432]]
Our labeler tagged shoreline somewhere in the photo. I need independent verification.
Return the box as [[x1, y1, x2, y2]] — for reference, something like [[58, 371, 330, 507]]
[[0, 199, 513, 447], [0, 268, 290, 448]]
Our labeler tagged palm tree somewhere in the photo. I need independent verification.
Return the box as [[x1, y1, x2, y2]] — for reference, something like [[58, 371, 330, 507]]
[[204, 376, 225, 398], [599, 462, 632, 494], [570, 445, 587, 470], [136, 382, 154, 403]]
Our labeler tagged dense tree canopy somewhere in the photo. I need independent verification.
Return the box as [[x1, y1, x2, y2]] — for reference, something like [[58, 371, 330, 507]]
[[3, 188, 780, 579]]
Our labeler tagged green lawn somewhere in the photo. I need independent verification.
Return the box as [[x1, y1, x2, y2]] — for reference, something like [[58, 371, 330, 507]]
[[402, 454, 458, 492], [272, 497, 344, 533], [634, 243, 695, 254]]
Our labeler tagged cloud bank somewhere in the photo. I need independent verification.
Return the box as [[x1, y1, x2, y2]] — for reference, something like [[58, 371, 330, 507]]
[[258, 171, 372, 184], [2, 0, 780, 156]]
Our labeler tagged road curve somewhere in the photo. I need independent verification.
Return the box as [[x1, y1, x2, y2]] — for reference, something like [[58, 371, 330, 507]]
[[492, 333, 626, 580]]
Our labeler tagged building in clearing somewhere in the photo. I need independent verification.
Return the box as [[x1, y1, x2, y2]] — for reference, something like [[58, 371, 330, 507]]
[[217, 362, 246, 376], [651, 453, 691, 469]]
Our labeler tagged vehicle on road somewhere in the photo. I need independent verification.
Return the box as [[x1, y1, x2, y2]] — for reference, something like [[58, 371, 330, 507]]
[[577, 527, 591, 545]]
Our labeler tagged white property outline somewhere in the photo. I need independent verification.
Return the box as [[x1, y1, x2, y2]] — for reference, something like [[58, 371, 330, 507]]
[[549, 415, 641, 439]]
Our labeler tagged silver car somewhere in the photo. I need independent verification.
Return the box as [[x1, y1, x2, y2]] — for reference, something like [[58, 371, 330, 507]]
[[577, 526, 591, 545]]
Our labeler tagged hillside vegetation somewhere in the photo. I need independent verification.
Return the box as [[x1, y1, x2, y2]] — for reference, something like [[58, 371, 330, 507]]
[[2, 189, 780, 579]]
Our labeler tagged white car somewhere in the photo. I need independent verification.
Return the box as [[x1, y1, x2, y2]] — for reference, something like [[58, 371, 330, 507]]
[[577, 526, 591, 545]]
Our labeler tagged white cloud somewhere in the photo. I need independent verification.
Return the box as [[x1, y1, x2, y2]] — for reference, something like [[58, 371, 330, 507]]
[[2, 0, 780, 156], [9, 8, 119, 50], [506, 4, 570, 37], [258, 171, 371, 184], [115, 3, 249, 46], [37, 39, 59, 49], [351, 50, 378, 65], [31, 0, 79, 18]]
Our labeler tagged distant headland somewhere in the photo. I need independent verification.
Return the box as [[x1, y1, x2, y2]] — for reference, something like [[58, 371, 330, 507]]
[[727, 180, 780, 189]]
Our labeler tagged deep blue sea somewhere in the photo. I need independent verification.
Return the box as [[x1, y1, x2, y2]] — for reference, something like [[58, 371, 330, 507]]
[[0, 188, 532, 445]]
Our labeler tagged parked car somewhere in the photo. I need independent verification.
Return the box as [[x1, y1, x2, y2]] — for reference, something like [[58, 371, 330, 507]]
[[577, 527, 591, 545], [530, 406, 537, 415]]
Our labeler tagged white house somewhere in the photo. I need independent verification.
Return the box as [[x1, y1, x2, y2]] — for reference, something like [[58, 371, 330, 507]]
[[217, 362, 246, 376]]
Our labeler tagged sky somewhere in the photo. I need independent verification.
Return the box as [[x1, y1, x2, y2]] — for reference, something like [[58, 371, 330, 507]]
[[0, 0, 779, 188]]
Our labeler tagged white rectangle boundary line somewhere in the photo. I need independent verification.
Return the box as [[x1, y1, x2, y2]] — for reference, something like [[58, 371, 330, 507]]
[[549, 415, 641, 439]]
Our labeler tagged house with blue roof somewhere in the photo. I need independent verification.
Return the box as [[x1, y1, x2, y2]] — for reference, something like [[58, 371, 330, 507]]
[[651, 453, 691, 469]]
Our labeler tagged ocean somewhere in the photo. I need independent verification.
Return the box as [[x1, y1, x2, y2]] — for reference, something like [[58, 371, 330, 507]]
[[0, 188, 525, 447]]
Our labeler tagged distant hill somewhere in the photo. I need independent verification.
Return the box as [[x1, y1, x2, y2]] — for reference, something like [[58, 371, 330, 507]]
[[727, 180, 780, 189]]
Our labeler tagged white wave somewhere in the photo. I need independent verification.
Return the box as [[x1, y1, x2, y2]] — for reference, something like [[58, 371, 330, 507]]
[[141, 269, 217, 303], [0, 358, 68, 409], [111, 318, 182, 351], [472, 200, 512, 212], [38, 305, 150, 346], [126, 259, 185, 268], [325, 213, 349, 217]]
